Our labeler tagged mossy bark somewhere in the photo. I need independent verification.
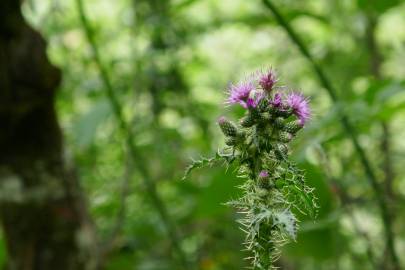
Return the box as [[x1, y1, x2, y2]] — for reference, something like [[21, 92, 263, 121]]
[[0, 1, 95, 269]]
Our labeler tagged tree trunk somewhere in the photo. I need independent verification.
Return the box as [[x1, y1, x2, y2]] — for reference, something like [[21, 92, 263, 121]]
[[0, 1, 95, 269]]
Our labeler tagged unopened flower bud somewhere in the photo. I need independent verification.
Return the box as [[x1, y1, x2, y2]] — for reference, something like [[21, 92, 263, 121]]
[[250, 107, 269, 124], [283, 120, 303, 133], [275, 143, 288, 160], [279, 131, 293, 143], [218, 116, 238, 137], [258, 170, 270, 189], [260, 112, 271, 122], [240, 114, 255, 127]]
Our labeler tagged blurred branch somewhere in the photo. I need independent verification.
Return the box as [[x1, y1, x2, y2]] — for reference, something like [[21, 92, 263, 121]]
[[97, 152, 133, 267], [75, 0, 190, 268], [381, 123, 394, 197], [315, 147, 378, 269], [262, 0, 399, 268], [365, 15, 395, 200], [365, 16, 383, 79], [365, 14, 398, 269], [173, 0, 200, 10]]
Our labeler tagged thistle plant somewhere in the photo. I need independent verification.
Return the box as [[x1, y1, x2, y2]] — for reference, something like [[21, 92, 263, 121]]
[[184, 68, 318, 269]]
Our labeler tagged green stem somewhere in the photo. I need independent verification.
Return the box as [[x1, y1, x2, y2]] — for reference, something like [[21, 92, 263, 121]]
[[75, 0, 189, 268], [262, 0, 398, 268]]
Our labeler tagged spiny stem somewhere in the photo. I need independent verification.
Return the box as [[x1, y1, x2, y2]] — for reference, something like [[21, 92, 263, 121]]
[[75, 0, 190, 268], [215, 92, 316, 269], [262, 0, 398, 267]]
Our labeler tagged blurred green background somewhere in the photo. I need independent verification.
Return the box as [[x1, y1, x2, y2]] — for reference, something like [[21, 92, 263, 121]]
[[15, 0, 405, 269]]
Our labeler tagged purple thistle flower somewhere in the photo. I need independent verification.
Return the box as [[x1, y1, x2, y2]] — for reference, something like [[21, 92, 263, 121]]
[[286, 92, 311, 125], [271, 93, 283, 107], [259, 170, 269, 178], [246, 91, 264, 109], [227, 80, 262, 109], [258, 68, 278, 92], [227, 80, 254, 107]]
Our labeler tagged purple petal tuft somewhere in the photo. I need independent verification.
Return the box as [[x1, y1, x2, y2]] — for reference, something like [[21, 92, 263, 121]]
[[226, 80, 255, 108], [226, 79, 264, 109], [272, 93, 283, 107], [286, 92, 311, 125], [259, 170, 269, 178], [258, 68, 278, 92]]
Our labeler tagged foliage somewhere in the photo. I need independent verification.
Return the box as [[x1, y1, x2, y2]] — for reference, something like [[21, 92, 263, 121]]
[[18, 0, 405, 269]]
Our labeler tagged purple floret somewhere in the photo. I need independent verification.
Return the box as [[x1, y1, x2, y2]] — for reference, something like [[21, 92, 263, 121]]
[[259, 170, 269, 178], [271, 93, 283, 107], [286, 92, 311, 125], [227, 80, 262, 109], [258, 68, 278, 92]]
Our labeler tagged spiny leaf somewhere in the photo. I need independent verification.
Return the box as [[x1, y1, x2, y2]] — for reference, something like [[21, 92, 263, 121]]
[[182, 152, 226, 180]]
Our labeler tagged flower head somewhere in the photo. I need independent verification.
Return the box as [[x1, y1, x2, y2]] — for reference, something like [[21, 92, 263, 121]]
[[258, 68, 278, 92], [259, 170, 269, 178], [246, 91, 264, 109], [286, 92, 311, 125], [227, 79, 263, 109], [272, 93, 283, 107]]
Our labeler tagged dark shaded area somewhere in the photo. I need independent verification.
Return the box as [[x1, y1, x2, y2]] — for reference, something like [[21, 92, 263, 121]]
[[0, 1, 93, 269]]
